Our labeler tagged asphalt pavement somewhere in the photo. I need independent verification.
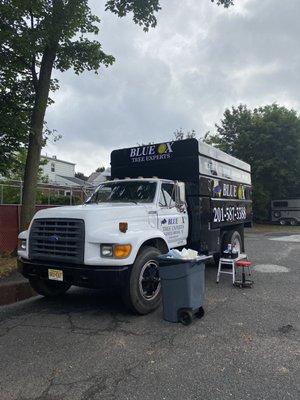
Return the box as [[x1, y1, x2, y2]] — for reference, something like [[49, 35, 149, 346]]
[[0, 229, 299, 400]]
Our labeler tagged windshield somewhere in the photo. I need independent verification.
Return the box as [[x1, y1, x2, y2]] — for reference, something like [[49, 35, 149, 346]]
[[86, 181, 157, 204]]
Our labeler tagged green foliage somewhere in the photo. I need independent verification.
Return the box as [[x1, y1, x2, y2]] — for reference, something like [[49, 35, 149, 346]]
[[75, 172, 88, 181], [1, 148, 46, 181], [0, 0, 234, 162], [1, 184, 21, 205], [105, 0, 233, 31], [0, 184, 83, 205], [0, 0, 234, 226], [0, 0, 115, 177], [173, 128, 197, 141], [204, 104, 300, 220], [35, 191, 82, 206], [211, 0, 234, 7], [0, 70, 32, 175], [96, 166, 105, 173], [105, 0, 161, 31]]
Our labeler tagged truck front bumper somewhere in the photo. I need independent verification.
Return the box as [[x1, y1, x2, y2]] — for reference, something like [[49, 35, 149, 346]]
[[18, 258, 131, 289]]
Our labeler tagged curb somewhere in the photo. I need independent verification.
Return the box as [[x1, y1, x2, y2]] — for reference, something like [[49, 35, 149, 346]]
[[0, 281, 37, 307]]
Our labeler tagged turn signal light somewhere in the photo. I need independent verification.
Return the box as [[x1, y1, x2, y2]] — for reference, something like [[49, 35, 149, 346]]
[[113, 244, 132, 259]]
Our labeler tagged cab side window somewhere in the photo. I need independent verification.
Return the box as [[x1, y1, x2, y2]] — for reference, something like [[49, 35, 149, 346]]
[[159, 184, 176, 208]]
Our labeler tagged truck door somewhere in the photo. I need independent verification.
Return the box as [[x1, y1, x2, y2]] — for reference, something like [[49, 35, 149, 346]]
[[157, 182, 188, 248]]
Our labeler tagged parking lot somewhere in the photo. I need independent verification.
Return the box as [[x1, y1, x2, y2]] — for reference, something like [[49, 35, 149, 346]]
[[0, 228, 299, 400]]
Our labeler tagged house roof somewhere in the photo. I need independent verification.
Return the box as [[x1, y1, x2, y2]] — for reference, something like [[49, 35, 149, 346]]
[[57, 175, 93, 187], [102, 167, 111, 177], [41, 155, 75, 166], [88, 168, 111, 183], [87, 171, 101, 182]]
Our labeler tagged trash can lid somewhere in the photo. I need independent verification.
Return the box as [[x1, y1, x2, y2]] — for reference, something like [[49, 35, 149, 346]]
[[158, 254, 212, 266]]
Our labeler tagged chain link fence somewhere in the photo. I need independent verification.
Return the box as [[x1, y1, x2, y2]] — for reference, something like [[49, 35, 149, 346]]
[[0, 180, 94, 206], [0, 181, 95, 254]]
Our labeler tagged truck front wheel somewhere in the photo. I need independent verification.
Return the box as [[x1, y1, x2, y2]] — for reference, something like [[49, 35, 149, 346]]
[[29, 277, 71, 297], [122, 246, 161, 315]]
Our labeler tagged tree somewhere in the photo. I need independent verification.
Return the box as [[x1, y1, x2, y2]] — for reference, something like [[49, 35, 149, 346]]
[[204, 104, 300, 220], [96, 166, 105, 173], [75, 172, 88, 181], [1, 0, 233, 230], [1, 149, 28, 181], [2, 148, 48, 182], [172, 128, 197, 141], [0, 82, 31, 176]]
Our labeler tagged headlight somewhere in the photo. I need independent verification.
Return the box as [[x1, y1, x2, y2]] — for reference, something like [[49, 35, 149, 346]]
[[100, 244, 132, 259], [18, 239, 27, 251], [101, 245, 113, 257]]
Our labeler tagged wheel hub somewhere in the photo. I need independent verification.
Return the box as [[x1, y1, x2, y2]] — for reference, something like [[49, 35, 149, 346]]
[[139, 260, 161, 301]]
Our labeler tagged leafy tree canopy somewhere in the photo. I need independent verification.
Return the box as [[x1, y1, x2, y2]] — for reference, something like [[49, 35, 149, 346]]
[[96, 166, 105, 173], [172, 128, 197, 141], [0, 148, 47, 181], [0, 0, 234, 228], [0, 0, 116, 178], [75, 171, 88, 181], [204, 104, 300, 220]]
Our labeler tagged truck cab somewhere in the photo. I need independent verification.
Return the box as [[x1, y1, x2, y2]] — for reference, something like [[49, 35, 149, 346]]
[[18, 139, 252, 314], [18, 178, 189, 314]]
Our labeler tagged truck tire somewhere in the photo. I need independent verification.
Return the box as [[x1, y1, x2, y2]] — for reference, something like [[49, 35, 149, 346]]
[[122, 246, 161, 315], [29, 277, 71, 297], [279, 219, 287, 226], [290, 219, 297, 226], [224, 230, 243, 253]]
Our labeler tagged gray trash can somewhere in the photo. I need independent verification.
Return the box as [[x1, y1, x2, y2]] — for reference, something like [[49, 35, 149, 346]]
[[158, 255, 211, 325]]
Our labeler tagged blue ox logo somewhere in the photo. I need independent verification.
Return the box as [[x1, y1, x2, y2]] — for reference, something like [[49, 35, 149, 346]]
[[47, 235, 60, 242]]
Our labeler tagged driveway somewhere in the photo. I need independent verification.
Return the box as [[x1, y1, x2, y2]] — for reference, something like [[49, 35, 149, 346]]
[[0, 229, 299, 400]]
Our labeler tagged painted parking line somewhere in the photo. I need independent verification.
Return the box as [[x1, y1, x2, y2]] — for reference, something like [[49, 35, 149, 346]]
[[268, 234, 300, 242], [253, 264, 289, 273]]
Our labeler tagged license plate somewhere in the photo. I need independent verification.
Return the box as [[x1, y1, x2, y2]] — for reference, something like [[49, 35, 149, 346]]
[[48, 269, 63, 281]]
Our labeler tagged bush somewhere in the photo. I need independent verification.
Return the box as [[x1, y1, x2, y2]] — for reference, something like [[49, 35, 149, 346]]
[[1, 185, 21, 204], [36, 191, 83, 205]]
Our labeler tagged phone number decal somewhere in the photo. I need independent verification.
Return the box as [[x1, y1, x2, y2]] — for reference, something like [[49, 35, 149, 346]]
[[213, 206, 247, 223]]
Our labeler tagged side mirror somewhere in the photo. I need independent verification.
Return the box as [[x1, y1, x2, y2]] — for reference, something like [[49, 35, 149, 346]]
[[177, 182, 186, 204], [175, 182, 186, 207]]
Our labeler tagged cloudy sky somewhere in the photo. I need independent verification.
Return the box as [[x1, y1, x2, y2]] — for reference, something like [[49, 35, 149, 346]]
[[44, 0, 300, 175]]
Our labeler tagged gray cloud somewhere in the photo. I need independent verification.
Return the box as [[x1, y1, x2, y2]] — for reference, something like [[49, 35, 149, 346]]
[[45, 0, 300, 174]]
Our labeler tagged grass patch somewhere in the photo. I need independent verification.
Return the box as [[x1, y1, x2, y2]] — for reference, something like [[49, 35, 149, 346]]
[[247, 223, 300, 233], [0, 257, 18, 279]]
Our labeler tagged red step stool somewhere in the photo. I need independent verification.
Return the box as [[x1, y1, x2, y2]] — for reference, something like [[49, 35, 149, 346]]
[[234, 260, 253, 288]]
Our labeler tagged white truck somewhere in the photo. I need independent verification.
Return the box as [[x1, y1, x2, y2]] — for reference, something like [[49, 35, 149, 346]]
[[18, 139, 252, 314]]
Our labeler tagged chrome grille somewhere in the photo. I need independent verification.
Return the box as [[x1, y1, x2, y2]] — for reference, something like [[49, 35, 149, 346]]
[[29, 218, 84, 264]]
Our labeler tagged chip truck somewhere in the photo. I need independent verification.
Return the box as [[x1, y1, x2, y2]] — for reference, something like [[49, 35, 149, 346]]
[[18, 139, 252, 314]]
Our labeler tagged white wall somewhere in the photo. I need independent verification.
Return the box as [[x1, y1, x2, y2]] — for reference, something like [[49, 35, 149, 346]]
[[41, 156, 75, 182]]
